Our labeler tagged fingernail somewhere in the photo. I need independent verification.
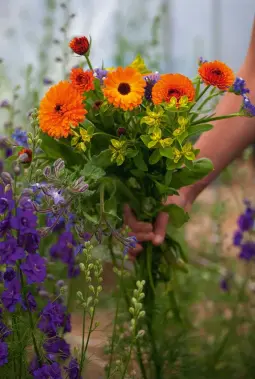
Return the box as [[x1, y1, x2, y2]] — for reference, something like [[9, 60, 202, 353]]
[[153, 235, 164, 245]]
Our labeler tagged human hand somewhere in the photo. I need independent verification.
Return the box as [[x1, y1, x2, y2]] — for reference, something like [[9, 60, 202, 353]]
[[123, 190, 192, 260]]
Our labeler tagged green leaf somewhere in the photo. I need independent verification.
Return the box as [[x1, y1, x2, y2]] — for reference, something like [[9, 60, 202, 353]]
[[164, 171, 172, 186], [171, 158, 213, 188], [83, 212, 98, 224], [130, 169, 146, 178], [90, 150, 112, 169], [149, 149, 161, 165], [133, 152, 148, 171], [126, 148, 139, 158], [160, 204, 189, 228], [166, 159, 183, 170], [187, 123, 213, 137], [40, 133, 84, 167], [154, 181, 179, 196], [176, 131, 188, 144], [140, 135, 151, 147], [81, 162, 105, 181], [159, 147, 173, 159]]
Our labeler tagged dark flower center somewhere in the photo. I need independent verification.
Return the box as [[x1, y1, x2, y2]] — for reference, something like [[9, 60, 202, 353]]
[[55, 104, 63, 113], [167, 88, 181, 100], [21, 217, 28, 226], [118, 83, 131, 95], [212, 69, 222, 76]]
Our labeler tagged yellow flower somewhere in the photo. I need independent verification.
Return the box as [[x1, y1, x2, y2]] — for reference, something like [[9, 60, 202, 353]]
[[173, 147, 182, 163], [110, 139, 126, 166], [141, 107, 165, 129], [173, 116, 189, 137], [71, 125, 94, 152], [182, 142, 195, 160], [128, 55, 151, 75], [148, 128, 173, 148]]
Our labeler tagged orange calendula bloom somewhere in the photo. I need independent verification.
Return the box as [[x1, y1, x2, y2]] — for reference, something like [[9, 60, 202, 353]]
[[103, 67, 145, 111], [69, 36, 90, 55], [39, 81, 87, 139], [70, 68, 95, 93], [198, 60, 235, 90], [152, 74, 195, 105]]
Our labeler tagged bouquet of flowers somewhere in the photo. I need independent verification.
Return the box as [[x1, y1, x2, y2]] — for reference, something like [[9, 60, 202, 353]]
[[1, 32, 254, 378], [31, 35, 253, 376]]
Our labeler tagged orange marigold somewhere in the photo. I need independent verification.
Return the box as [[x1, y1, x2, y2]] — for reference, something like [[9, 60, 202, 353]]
[[198, 60, 235, 90], [70, 68, 95, 93], [38, 81, 87, 139], [103, 67, 145, 111], [69, 36, 90, 55], [152, 74, 195, 105]]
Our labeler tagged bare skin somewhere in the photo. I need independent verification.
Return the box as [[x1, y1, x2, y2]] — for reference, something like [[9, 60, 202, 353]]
[[125, 18, 255, 259]]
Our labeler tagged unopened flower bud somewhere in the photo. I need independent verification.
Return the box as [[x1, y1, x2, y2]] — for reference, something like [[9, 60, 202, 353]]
[[43, 166, 51, 177], [117, 127, 126, 137], [56, 280, 65, 288], [53, 158, 65, 177], [13, 164, 21, 176], [137, 329, 145, 338], [18, 148, 32, 164], [79, 263, 85, 272], [1, 172, 13, 184], [69, 36, 90, 55]]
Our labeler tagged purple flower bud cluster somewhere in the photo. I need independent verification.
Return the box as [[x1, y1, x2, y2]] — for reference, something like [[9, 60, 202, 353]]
[[144, 72, 160, 101], [242, 95, 255, 117], [231, 77, 250, 96], [233, 200, 255, 261], [11, 127, 28, 147]]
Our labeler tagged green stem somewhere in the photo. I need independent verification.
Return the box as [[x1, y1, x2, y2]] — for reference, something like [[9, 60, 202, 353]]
[[83, 306, 96, 360], [108, 240, 148, 379], [79, 308, 87, 376], [11, 315, 17, 377], [190, 113, 240, 126], [20, 270, 41, 364], [190, 93, 221, 122], [100, 183, 105, 215], [121, 338, 135, 379], [190, 85, 210, 111], [85, 55, 93, 71], [107, 257, 125, 378]]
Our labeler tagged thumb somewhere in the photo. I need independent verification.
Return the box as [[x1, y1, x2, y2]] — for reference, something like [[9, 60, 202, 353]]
[[153, 212, 169, 245]]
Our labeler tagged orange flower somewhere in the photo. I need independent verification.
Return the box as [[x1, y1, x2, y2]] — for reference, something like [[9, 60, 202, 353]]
[[70, 68, 95, 93], [39, 81, 87, 139], [198, 60, 235, 90], [103, 67, 145, 111], [69, 36, 90, 55], [152, 74, 195, 105]]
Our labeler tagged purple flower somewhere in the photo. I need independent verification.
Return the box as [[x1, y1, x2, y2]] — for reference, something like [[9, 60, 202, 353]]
[[43, 187, 65, 205], [43, 336, 70, 361], [93, 68, 108, 84], [0, 217, 11, 238], [5, 148, 12, 158], [50, 232, 76, 265], [18, 231, 40, 254], [46, 213, 65, 231], [239, 242, 255, 261], [11, 207, 37, 235], [238, 211, 254, 232], [0, 237, 25, 265], [21, 254, 46, 284], [33, 362, 62, 378], [0, 322, 11, 341], [0, 342, 8, 366], [38, 302, 70, 336], [22, 292, 37, 312], [0, 100, 10, 108], [3, 267, 16, 286], [220, 277, 230, 292], [242, 95, 255, 117], [144, 72, 160, 101], [68, 264, 80, 278], [232, 77, 250, 96], [0, 184, 14, 213], [43, 77, 54, 85], [1, 279, 21, 312], [233, 230, 243, 246], [123, 235, 137, 255], [64, 357, 81, 379], [198, 57, 208, 65], [11, 128, 28, 147]]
